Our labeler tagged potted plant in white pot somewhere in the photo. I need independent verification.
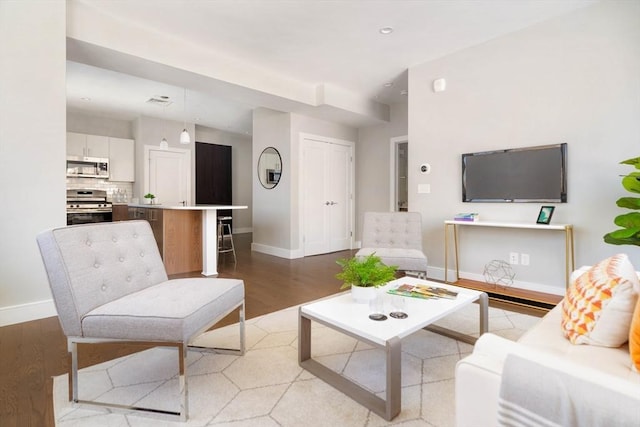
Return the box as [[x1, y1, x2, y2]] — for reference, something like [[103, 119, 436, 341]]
[[144, 193, 156, 205], [335, 253, 398, 303]]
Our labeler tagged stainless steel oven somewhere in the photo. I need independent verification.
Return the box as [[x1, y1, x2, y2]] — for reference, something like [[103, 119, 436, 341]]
[[66, 189, 112, 225]]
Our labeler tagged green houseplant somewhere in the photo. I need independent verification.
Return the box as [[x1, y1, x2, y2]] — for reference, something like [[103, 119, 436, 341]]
[[335, 253, 398, 290], [144, 193, 156, 204], [604, 156, 640, 246]]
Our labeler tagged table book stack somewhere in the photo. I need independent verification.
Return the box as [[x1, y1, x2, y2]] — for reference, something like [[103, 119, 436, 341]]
[[454, 213, 479, 222]]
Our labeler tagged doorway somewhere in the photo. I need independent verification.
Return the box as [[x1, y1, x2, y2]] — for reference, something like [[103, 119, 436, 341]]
[[390, 136, 408, 211], [301, 134, 354, 256], [144, 146, 191, 206]]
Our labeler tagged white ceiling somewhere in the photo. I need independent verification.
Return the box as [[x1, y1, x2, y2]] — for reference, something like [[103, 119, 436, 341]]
[[66, 0, 597, 135]]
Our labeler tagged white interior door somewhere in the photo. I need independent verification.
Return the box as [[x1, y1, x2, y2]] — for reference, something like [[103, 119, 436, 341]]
[[146, 147, 191, 206], [303, 137, 353, 256]]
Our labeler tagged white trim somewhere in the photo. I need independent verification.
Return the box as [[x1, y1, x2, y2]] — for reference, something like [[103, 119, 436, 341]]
[[389, 135, 408, 211], [233, 227, 253, 234], [298, 132, 355, 256], [251, 242, 304, 259], [0, 299, 58, 327]]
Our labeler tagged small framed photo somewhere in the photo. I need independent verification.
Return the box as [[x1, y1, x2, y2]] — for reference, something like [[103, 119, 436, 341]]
[[536, 206, 555, 225]]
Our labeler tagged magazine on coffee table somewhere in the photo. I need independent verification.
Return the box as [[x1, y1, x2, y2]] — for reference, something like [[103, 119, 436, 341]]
[[387, 283, 458, 300]]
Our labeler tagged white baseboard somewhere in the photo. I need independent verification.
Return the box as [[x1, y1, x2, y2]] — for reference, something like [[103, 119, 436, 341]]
[[0, 299, 58, 327], [251, 242, 304, 259], [233, 227, 252, 234], [427, 266, 565, 296]]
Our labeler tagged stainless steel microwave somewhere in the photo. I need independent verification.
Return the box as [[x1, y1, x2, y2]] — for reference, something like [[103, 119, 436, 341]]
[[66, 156, 109, 178]]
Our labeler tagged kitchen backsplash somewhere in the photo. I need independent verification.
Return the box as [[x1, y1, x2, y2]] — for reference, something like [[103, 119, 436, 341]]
[[66, 177, 134, 203]]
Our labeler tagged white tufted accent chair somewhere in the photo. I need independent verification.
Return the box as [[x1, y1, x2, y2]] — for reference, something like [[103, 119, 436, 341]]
[[37, 220, 245, 421], [356, 212, 428, 279]]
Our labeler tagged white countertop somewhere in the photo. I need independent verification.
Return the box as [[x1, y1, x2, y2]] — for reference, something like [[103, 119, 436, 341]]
[[126, 204, 247, 210]]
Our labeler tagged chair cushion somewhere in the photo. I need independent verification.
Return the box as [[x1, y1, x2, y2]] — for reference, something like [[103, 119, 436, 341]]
[[356, 247, 428, 273], [81, 278, 244, 343], [360, 212, 424, 250]]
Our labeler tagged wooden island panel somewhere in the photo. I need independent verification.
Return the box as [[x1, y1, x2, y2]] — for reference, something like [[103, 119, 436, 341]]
[[124, 206, 202, 275], [163, 209, 202, 275]]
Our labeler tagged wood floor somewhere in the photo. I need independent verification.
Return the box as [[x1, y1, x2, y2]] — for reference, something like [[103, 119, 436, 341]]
[[0, 234, 355, 427], [0, 233, 543, 426]]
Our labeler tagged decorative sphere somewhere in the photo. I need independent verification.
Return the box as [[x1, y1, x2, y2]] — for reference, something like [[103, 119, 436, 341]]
[[483, 260, 515, 286]]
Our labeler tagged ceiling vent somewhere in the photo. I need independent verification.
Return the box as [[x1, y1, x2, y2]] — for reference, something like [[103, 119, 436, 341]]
[[146, 96, 173, 107]]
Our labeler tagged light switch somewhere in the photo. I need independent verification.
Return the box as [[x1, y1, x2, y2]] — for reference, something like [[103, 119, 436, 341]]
[[418, 184, 431, 194]]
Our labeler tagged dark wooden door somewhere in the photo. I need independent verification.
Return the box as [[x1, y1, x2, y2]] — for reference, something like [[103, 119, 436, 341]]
[[196, 142, 232, 222]]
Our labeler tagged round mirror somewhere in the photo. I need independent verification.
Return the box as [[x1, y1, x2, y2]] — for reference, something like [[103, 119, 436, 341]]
[[258, 147, 282, 189]]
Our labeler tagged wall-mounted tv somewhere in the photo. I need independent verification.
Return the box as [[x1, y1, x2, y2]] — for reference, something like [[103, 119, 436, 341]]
[[462, 143, 567, 203]]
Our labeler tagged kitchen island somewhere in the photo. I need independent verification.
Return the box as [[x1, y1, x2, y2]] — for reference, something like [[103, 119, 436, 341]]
[[119, 204, 247, 276]]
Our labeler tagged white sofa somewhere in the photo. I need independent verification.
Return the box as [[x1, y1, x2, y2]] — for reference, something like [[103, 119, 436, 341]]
[[455, 301, 640, 426]]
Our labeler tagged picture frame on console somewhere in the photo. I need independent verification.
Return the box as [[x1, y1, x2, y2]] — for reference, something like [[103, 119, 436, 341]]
[[536, 206, 555, 225]]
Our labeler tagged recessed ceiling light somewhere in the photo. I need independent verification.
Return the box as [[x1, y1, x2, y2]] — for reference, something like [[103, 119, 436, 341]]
[[384, 82, 394, 88], [379, 27, 394, 35], [80, 97, 91, 101], [400, 89, 408, 96]]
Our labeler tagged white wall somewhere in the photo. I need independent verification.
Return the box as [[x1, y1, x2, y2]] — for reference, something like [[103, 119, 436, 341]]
[[356, 102, 408, 239], [195, 126, 253, 233], [0, 1, 67, 325], [67, 110, 134, 139], [252, 108, 292, 255], [408, 1, 640, 293]]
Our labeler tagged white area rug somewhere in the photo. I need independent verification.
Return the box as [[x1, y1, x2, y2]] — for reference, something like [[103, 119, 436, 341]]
[[53, 302, 539, 426]]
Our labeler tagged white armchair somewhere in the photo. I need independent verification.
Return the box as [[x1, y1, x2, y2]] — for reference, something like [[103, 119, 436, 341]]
[[356, 211, 428, 278], [37, 220, 245, 421]]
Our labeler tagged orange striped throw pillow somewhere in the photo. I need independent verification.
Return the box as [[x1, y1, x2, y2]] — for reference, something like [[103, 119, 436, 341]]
[[631, 298, 640, 371], [561, 254, 639, 347]]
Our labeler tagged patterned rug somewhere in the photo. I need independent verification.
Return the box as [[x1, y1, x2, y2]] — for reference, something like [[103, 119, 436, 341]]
[[53, 301, 539, 426]]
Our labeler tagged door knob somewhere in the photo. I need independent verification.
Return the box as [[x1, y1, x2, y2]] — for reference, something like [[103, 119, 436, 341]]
[[325, 201, 331, 206]]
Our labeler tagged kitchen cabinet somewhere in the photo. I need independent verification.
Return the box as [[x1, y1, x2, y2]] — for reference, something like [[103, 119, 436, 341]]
[[108, 137, 135, 182], [112, 205, 129, 221], [66, 132, 109, 158]]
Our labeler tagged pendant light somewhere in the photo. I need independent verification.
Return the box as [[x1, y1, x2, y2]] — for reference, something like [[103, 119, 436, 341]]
[[180, 88, 191, 144]]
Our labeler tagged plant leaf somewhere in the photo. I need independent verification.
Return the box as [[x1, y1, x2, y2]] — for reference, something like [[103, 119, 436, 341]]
[[616, 197, 640, 210], [620, 157, 640, 169], [622, 172, 640, 193], [613, 212, 640, 228], [604, 230, 640, 246]]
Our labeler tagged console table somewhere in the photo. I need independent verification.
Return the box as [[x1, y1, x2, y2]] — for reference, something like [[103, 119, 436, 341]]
[[444, 220, 575, 290]]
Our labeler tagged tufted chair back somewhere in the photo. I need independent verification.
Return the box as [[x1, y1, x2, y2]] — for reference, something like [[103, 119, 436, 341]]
[[361, 212, 424, 251], [37, 220, 168, 337]]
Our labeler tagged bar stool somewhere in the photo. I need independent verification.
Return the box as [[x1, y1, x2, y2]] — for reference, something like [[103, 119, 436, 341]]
[[217, 216, 236, 264]]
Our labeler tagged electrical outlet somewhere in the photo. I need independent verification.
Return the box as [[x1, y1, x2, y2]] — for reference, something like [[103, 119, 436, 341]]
[[521, 253, 530, 266], [509, 252, 519, 265]]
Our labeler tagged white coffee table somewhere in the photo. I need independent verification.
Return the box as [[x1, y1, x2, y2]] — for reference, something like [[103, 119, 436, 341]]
[[298, 277, 488, 421]]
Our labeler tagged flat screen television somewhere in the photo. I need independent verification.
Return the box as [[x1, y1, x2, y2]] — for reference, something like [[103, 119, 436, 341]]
[[462, 143, 567, 203]]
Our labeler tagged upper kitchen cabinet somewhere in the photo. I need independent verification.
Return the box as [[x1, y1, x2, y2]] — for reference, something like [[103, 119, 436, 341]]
[[108, 137, 135, 182], [67, 132, 109, 158]]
